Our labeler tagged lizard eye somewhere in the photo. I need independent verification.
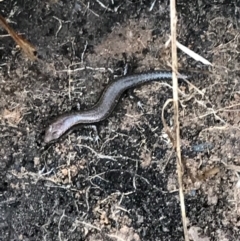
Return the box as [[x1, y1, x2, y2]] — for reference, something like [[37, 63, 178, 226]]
[[51, 130, 59, 138]]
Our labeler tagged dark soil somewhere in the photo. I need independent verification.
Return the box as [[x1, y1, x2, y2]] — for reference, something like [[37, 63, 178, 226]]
[[1, 1, 240, 240]]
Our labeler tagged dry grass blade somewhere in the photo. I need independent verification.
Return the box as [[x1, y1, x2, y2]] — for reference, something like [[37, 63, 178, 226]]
[[0, 14, 37, 60], [176, 41, 212, 66], [165, 38, 212, 66], [170, 1, 189, 241]]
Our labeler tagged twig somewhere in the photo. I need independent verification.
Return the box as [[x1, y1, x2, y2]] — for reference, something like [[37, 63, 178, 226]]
[[52, 16, 70, 37], [149, 0, 157, 11], [170, 1, 189, 241], [81, 40, 88, 64], [161, 99, 175, 145], [79, 0, 100, 17], [0, 14, 37, 60], [95, 0, 113, 12]]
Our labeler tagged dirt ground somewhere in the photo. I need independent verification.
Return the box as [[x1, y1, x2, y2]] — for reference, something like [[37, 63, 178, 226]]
[[0, 0, 240, 240]]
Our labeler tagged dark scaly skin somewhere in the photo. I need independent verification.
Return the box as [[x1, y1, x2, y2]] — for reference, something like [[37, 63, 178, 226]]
[[44, 71, 187, 143]]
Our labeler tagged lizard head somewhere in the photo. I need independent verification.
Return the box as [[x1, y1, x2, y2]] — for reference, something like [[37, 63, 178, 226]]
[[44, 117, 70, 143]]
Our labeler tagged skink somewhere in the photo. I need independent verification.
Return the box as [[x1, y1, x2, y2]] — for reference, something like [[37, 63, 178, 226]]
[[44, 71, 186, 143]]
